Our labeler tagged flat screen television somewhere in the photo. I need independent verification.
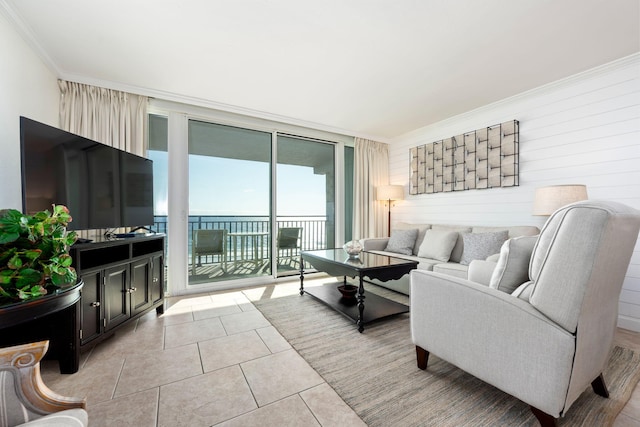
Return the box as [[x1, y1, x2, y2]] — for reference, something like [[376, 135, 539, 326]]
[[20, 116, 154, 231]]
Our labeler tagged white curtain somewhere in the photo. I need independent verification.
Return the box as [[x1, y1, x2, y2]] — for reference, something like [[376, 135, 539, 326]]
[[58, 80, 148, 156], [353, 138, 389, 239]]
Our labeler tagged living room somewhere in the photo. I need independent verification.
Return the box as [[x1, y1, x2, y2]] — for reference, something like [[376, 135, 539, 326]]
[[1, 1, 639, 426]]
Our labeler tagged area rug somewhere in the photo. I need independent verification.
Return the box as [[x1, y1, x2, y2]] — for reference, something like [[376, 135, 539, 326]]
[[251, 285, 640, 426]]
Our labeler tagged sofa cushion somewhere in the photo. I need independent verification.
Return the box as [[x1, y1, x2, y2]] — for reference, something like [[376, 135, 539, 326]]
[[460, 231, 509, 265], [489, 235, 538, 293], [394, 222, 431, 255], [431, 225, 472, 262], [384, 228, 418, 255], [433, 262, 468, 278], [417, 229, 459, 262]]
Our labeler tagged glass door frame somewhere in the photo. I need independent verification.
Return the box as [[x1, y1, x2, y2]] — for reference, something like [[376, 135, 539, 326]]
[[149, 100, 349, 297]]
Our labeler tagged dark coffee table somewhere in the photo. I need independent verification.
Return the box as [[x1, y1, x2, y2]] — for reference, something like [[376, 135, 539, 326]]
[[299, 249, 418, 332]]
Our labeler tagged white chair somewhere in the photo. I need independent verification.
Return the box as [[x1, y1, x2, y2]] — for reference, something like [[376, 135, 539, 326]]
[[410, 200, 640, 426], [0, 340, 88, 427]]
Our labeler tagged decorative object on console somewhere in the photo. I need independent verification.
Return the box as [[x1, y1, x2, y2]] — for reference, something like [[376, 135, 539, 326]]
[[532, 184, 588, 215], [343, 240, 363, 258], [0, 205, 77, 306], [376, 185, 404, 237], [410, 120, 519, 195]]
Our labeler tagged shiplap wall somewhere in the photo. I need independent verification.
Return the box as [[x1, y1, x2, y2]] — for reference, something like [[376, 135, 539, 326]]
[[389, 54, 640, 331]]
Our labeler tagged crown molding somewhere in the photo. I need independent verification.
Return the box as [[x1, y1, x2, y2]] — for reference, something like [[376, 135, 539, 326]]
[[0, 0, 61, 76]]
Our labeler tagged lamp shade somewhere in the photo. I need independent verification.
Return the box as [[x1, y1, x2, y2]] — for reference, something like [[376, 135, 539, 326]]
[[532, 185, 588, 215], [377, 185, 404, 201]]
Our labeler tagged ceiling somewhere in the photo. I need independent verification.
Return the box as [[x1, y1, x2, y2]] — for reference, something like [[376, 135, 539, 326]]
[[3, 0, 639, 140]]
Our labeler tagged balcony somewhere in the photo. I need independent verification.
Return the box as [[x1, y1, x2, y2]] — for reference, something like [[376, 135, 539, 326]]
[[152, 215, 331, 283]]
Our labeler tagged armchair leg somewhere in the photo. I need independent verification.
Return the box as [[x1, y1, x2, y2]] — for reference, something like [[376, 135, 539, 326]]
[[530, 406, 558, 427], [416, 345, 429, 370], [591, 373, 610, 398]]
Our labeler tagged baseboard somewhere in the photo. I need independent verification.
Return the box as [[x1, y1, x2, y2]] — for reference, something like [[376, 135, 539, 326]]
[[617, 315, 640, 333]]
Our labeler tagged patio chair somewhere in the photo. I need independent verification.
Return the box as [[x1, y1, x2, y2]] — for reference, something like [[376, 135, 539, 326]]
[[0, 340, 88, 426], [277, 227, 302, 266], [192, 229, 227, 274]]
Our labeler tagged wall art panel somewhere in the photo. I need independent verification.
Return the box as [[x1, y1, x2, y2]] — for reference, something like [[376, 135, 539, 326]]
[[409, 120, 519, 194]]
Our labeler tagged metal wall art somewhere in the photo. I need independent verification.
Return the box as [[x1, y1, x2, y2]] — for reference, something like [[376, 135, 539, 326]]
[[410, 120, 519, 195]]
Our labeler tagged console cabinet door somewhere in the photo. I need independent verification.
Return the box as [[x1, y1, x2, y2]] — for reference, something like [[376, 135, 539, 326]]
[[79, 270, 102, 345], [130, 258, 152, 316], [104, 265, 130, 331]]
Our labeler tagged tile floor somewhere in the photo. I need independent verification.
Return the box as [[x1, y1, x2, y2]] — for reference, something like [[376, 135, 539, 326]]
[[40, 278, 640, 427]]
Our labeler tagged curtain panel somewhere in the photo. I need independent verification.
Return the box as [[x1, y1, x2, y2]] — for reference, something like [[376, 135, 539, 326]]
[[58, 80, 148, 156], [353, 138, 389, 239]]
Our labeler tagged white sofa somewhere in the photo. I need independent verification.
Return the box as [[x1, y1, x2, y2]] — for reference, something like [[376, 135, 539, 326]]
[[361, 222, 540, 294]]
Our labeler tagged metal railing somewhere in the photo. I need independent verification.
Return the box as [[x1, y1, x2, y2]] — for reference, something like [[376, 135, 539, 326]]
[[152, 215, 331, 264]]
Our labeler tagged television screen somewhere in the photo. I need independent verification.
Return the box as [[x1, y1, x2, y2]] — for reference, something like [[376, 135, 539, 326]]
[[20, 116, 154, 230]]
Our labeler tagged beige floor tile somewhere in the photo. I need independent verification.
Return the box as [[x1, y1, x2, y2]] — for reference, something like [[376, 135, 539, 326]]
[[88, 387, 159, 427], [199, 330, 271, 372], [158, 304, 194, 326], [114, 343, 203, 397], [86, 325, 165, 362], [241, 349, 324, 406], [256, 326, 292, 353], [158, 365, 257, 427], [41, 356, 124, 405], [165, 294, 214, 309], [215, 395, 320, 427], [300, 383, 367, 427], [164, 316, 227, 349], [220, 309, 271, 335], [192, 302, 243, 321]]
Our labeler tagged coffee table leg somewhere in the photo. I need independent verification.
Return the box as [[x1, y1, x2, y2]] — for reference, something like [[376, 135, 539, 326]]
[[357, 274, 365, 333], [299, 255, 304, 296]]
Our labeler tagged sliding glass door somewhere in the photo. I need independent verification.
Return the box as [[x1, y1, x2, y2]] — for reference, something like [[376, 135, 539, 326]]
[[187, 120, 272, 285], [276, 135, 335, 277], [148, 110, 347, 291]]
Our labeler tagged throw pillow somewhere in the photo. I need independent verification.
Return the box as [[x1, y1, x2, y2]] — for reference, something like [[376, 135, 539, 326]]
[[417, 229, 459, 262], [459, 231, 509, 266], [384, 228, 418, 255], [489, 235, 538, 293]]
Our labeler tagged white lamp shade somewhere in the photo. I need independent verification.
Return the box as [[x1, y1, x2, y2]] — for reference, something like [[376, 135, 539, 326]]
[[377, 185, 404, 201], [533, 185, 588, 215]]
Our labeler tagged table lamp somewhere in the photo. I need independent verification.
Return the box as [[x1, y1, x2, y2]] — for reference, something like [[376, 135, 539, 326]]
[[532, 184, 588, 216]]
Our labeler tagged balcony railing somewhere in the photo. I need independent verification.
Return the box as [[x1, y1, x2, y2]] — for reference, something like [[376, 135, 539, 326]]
[[151, 215, 331, 270]]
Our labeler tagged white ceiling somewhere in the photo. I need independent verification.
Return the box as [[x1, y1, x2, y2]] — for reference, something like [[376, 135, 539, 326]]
[[3, 0, 639, 140]]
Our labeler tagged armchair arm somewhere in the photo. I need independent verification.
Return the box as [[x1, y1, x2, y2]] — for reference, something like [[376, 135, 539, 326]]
[[0, 341, 86, 415], [410, 270, 575, 417], [360, 237, 389, 251]]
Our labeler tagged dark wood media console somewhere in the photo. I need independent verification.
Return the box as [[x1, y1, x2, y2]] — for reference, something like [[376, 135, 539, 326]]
[[70, 234, 165, 351]]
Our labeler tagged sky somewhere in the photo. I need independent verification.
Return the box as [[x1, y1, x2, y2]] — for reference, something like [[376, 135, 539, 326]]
[[149, 151, 328, 217]]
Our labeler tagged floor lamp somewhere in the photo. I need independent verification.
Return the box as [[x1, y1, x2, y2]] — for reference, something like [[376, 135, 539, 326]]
[[532, 184, 588, 216], [377, 185, 404, 237]]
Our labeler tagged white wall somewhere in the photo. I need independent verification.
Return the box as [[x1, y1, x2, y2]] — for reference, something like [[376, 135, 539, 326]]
[[0, 11, 59, 209], [389, 54, 640, 331]]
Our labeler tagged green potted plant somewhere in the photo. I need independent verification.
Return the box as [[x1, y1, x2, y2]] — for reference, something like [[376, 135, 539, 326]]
[[0, 205, 78, 306]]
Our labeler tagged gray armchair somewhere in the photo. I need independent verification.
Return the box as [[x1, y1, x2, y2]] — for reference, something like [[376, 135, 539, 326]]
[[410, 200, 640, 426], [0, 340, 87, 426]]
